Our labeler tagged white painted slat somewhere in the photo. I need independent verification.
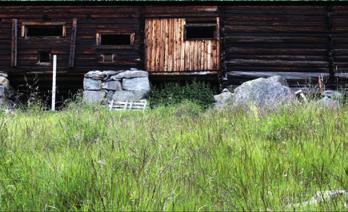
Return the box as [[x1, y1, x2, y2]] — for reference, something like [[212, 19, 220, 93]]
[[109, 100, 148, 112]]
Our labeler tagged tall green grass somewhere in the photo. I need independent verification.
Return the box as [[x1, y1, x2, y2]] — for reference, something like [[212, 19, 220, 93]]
[[0, 102, 347, 211]]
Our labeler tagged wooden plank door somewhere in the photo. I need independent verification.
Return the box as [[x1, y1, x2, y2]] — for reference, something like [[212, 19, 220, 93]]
[[145, 18, 219, 73]]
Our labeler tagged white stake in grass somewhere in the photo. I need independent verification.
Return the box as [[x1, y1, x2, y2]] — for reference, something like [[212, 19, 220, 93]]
[[51, 55, 57, 111]]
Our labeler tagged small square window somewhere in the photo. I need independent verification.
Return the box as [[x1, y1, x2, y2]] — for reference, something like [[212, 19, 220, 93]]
[[96, 32, 135, 48], [185, 24, 217, 40], [37, 51, 51, 65]]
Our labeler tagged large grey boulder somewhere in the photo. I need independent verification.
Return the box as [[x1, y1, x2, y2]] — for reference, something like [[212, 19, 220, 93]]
[[214, 88, 233, 108], [84, 70, 105, 80], [122, 77, 150, 92], [0, 72, 7, 78], [83, 78, 102, 90], [102, 80, 122, 91], [0, 76, 9, 88], [268, 75, 289, 87], [103, 70, 123, 80], [111, 70, 148, 80], [105, 91, 115, 102], [0, 86, 8, 97], [230, 76, 296, 111], [83, 90, 105, 104], [112, 90, 144, 102]]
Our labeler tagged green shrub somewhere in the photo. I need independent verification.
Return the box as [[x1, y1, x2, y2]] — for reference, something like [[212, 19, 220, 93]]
[[148, 81, 215, 108]]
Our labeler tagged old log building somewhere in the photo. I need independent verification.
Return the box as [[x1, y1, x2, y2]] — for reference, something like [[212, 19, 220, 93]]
[[0, 4, 347, 102]]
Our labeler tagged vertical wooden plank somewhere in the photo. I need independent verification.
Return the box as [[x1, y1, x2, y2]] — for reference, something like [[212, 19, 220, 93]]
[[207, 41, 212, 70], [155, 19, 160, 72], [174, 18, 178, 72], [190, 42, 193, 71], [201, 41, 204, 71], [11, 19, 18, 67], [147, 19, 151, 72], [189, 41, 195, 70], [177, 19, 180, 71], [198, 41, 202, 71], [212, 42, 217, 70], [184, 41, 189, 71], [164, 19, 169, 72], [197, 41, 201, 71], [153, 19, 157, 72], [69, 18, 77, 68], [160, 19, 166, 71], [173, 18, 177, 72], [205, 41, 209, 70], [171, 19, 175, 72], [150, 19, 156, 72], [187, 42, 190, 71], [197, 41, 200, 71], [194, 41, 199, 71], [170, 18, 175, 72], [168, 19, 173, 72], [180, 19, 185, 72], [172, 19, 176, 72], [175, 18, 180, 72], [144, 20, 147, 70], [200, 41, 203, 70], [166, 19, 171, 71], [144, 19, 149, 71], [203, 41, 207, 70], [216, 16, 220, 71], [158, 19, 164, 72]]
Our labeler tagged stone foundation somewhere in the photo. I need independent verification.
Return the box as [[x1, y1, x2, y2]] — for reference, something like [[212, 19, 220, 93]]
[[83, 68, 151, 104]]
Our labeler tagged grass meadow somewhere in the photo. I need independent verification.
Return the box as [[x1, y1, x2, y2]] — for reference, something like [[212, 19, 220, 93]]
[[0, 101, 347, 211]]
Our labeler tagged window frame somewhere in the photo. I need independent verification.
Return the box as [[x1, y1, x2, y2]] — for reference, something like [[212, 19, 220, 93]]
[[36, 50, 52, 66], [96, 31, 135, 49], [98, 53, 116, 64], [184, 23, 218, 41], [21, 22, 66, 39]]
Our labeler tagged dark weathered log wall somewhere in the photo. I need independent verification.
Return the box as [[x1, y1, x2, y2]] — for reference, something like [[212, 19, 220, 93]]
[[0, 5, 348, 94], [332, 6, 348, 89], [0, 6, 142, 73], [0, 6, 144, 94], [0, 5, 220, 93], [221, 6, 334, 87]]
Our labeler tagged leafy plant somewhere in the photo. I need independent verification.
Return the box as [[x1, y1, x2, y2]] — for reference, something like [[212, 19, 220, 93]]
[[148, 81, 215, 108]]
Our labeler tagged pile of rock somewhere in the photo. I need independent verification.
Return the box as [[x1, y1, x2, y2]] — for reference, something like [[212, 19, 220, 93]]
[[214, 75, 345, 112], [214, 76, 296, 112], [83, 68, 151, 104], [0, 72, 10, 107]]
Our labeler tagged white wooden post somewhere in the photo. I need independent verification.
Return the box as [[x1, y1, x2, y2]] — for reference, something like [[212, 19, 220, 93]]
[[51, 55, 57, 111]]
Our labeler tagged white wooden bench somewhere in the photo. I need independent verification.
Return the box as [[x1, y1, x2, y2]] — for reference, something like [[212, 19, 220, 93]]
[[108, 99, 148, 111]]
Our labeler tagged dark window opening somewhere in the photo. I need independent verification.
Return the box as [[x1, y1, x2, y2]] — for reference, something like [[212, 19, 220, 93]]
[[185, 25, 216, 40], [100, 34, 131, 46], [38, 51, 51, 64], [26, 25, 63, 37]]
